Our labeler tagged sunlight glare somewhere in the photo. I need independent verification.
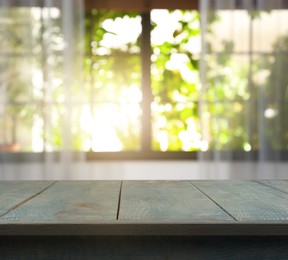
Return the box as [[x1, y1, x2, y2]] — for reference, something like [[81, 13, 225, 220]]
[[101, 16, 141, 50], [91, 105, 123, 152], [151, 9, 182, 45]]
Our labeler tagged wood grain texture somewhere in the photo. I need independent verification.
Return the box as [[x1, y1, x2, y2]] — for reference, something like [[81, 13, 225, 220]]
[[193, 180, 288, 222], [257, 180, 288, 194], [0, 181, 121, 222], [119, 180, 234, 221], [0, 181, 55, 217]]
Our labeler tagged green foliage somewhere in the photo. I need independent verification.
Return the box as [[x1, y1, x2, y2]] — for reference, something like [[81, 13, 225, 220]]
[[83, 10, 142, 151], [151, 10, 201, 151], [2, 7, 287, 153]]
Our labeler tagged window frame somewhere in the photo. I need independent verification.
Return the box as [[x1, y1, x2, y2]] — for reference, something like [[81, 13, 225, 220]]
[[0, 5, 201, 161], [76, 9, 203, 160], [87, 1, 288, 161], [1, 1, 288, 161]]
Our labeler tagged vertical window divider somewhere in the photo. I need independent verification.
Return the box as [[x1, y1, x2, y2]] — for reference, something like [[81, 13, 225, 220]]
[[88, 11, 96, 152], [141, 12, 152, 152], [40, 6, 47, 153]]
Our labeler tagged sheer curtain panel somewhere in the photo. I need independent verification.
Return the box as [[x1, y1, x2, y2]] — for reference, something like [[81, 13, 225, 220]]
[[199, 0, 288, 178]]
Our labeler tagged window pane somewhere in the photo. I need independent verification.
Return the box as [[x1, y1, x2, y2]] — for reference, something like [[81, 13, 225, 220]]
[[90, 55, 141, 103], [152, 102, 200, 151], [151, 9, 201, 151], [202, 54, 250, 102], [91, 103, 141, 152], [85, 11, 142, 151], [0, 8, 34, 53], [200, 101, 250, 151], [0, 8, 37, 152], [207, 10, 250, 53], [0, 104, 38, 152], [201, 3, 288, 153], [253, 10, 288, 53]]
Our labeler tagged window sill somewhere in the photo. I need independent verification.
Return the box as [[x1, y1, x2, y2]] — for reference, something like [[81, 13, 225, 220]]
[[0, 150, 288, 163]]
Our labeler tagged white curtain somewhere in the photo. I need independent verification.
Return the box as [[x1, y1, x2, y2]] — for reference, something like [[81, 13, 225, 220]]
[[199, 0, 288, 178], [0, 0, 85, 179], [0, 0, 287, 180]]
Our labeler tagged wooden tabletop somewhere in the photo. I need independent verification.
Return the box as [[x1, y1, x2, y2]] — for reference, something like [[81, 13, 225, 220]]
[[1, 180, 288, 236]]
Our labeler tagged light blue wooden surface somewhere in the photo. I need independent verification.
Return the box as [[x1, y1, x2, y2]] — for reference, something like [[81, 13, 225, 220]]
[[258, 179, 288, 194], [119, 180, 234, 221], [0, 181, 54, 217], [193, 180, 288, 221], [1, 180, 288, 224], [0, 181, 121, 221]]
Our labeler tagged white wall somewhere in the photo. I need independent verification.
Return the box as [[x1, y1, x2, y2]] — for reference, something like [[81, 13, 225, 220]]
[[0, 161, 287, 180]]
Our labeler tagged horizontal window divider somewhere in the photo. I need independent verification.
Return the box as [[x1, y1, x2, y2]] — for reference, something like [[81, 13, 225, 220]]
[[0, 101, 144, 106], [0, 52, 35, 57], [155, 101, 199, 104], [205, 51, 288, 56], [199, 150, 288, 161], [1, 150, 288, 163], [86, 151, 198, 160], [90, 53, 141, 58], [8, 98, 288, 107], [0, 151, 196, 162]]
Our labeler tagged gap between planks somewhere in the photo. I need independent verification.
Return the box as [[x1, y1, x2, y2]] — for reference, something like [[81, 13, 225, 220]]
[[253, 180, 288, 195], [188, 181, 238, 221], [116, 181, 123, 220], [0, 181, 57, 218]]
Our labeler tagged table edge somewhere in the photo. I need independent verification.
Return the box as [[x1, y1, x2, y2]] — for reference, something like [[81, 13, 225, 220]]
[[1, 222, 288, 236]]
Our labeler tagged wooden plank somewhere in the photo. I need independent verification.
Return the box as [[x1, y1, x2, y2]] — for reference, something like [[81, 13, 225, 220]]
[[193, 180, 288, 222], [0, 181, 121, 222], [119, 181, 234, 221], [0, 181, 55, 217], [257, 179, 288, 194]]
